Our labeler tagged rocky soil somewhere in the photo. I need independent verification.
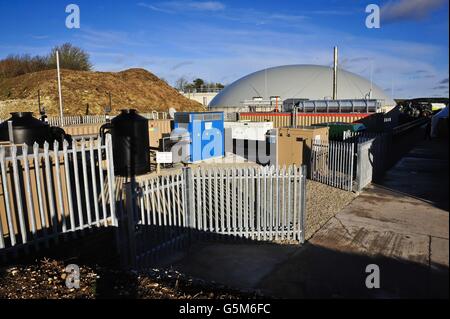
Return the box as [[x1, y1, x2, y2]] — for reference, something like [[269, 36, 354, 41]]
[[305, 181, 356, 239], [0, 258, 264, 299]]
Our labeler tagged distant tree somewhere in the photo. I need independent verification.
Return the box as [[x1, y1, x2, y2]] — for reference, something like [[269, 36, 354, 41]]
[[0, 43, 93, 79], [0, 54, 50, 78], [193, 78, 205, 89], [175, 77, 189, 91], [47, 43, 92, 71], [173, 77, 224, 92]]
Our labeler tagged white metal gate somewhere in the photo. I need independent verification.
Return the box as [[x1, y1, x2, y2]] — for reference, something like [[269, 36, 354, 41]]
[[189, 166, 306, 242], [310, 140, 355, 192], [122, 165, 307, 270]]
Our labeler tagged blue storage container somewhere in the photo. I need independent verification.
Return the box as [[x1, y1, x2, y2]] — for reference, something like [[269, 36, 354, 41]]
[[174, 112, 224, 162]]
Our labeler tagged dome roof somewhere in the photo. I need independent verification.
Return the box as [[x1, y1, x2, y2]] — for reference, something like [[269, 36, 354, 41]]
[[210, 64, 394, 108]]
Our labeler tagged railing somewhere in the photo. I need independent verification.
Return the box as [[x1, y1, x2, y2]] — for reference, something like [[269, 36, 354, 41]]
[[182, 88, 222, 94], [121, 165, 307, 270], [0, 135, 116, 259], [46, 115, 107, 126], [310, 140, 355, 192], [1, 112, 169, 127]]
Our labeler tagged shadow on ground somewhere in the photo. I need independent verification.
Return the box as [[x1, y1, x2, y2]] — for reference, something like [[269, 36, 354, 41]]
[[379, 138, 449, 211], [257, 241, 449, 299], [168, 239, 448, 299]]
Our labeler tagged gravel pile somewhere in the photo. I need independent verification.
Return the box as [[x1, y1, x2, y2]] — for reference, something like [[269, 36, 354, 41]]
[[305, 181, 356, 240], [0, 258, 264, 299]]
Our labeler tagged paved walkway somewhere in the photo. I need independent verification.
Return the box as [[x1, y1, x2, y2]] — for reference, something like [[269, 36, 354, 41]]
[[172, 138, 449, 298], [256, 138, 448, 298]]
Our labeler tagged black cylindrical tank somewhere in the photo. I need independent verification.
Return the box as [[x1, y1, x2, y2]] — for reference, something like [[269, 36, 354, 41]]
[[0, 112, 51, 147], [101, 109, 150, 176], [0, 112, 71, 149]]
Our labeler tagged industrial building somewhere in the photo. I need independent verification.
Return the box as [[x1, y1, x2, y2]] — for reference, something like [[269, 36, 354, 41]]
[[209, 64, 395, 112]]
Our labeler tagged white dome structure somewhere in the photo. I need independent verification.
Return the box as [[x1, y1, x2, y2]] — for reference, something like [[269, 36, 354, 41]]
[[209, 64, 395, 109]]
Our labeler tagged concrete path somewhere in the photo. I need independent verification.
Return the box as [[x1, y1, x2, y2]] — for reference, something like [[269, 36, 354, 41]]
[[172, 139, 449, 298], [256, 184, 448, 298], [257, 138, 449, 298]]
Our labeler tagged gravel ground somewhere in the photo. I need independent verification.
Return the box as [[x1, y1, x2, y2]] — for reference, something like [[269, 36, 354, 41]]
[[0, 258, 265, 299], [305, 180, 356, 240]]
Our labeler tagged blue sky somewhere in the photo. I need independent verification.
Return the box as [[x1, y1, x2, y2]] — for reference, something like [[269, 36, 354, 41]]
[[0, 0, 448, 98]]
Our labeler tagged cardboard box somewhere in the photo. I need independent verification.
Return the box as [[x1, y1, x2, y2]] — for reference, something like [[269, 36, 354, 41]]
[[277, 133, 304, 167], [148, 119, 172, 149], [278, 126, 329, 169]]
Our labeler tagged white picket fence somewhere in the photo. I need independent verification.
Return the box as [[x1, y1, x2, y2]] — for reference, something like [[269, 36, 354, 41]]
[[310, 140, 355, 192], [122, 165, 307, 270], [0, 135, 116, 258]]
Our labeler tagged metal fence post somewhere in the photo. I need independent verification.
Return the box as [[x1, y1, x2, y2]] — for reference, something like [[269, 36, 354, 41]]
[[356, 142, 363, 192], [299, 165, 307, 244], [124, 182, 137, 270], [182, 167, 194, 229]]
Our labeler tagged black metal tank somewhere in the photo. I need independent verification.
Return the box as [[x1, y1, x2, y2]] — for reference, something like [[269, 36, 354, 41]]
[[0, 112, 51, 147], [0, 112, 71, 149], [100, 109, 150, 176]]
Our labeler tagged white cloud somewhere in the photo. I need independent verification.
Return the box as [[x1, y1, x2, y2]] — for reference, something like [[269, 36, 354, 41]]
[[138, 1, 225, 13], [187, 1, 225, 11], [137, 3, 174, 13], [381, 0, 448, 23]]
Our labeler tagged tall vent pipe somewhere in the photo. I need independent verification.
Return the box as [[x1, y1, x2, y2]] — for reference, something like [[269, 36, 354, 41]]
[[333, 46, 338, 100]]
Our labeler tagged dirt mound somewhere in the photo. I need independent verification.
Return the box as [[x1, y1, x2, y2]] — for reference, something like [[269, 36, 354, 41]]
[[0, 68, 204, 117]]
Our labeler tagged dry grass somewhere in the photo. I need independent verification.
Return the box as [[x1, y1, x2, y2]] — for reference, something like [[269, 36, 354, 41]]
[[0, 68, 204, 117]]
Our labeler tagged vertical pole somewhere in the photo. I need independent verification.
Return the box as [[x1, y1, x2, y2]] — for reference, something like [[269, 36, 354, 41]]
[[7, 121, 14, 144], [124, 182, 137, 269], [38, 89, 41, 113], [11, 145, 28, 246], [105, 134, 116, 226], [333, 46, 338, 100], [356, 142, 362, 192], [182, 167, 194, 229], [299, 165, 307, 244], [56, 50, 64, 127], [369, 60, 373, 99], [0, 147, 16, 247], [349, 142, 354, 192]]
